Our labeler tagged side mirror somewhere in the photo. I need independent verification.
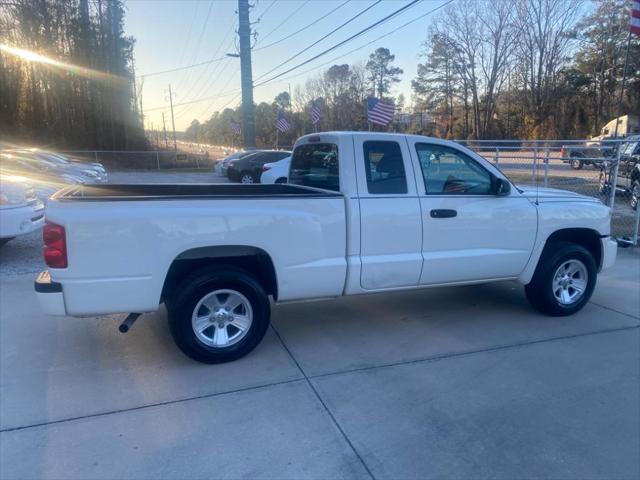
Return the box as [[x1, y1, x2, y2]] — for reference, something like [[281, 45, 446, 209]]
[[494, 177, 511, 196]]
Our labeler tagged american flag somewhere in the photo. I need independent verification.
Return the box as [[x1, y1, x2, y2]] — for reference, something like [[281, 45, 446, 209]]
[[229, 120, 241, 135], [367, 97, 395, 126], [632, 0, 640, 35], [311, 100, 322, 124], [276, 111, 290, 132]]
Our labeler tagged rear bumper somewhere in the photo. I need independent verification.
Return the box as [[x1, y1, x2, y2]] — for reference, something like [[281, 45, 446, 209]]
[[35, 271, 66, 316], [601, 237, 617, 271]]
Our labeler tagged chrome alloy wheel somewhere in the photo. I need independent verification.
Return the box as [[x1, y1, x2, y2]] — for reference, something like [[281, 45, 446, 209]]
[[552, 259, 588, 305], [191, 289, 253, 347], [240, 174, 254, 184]]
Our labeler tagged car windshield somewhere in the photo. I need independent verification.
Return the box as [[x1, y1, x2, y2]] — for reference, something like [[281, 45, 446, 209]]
[[622, 141, 638, 156]]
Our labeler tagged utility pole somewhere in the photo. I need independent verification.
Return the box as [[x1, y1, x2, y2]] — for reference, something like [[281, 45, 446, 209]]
[[168, 84, 177, 150], [238, 0, 256, 148], [162, 112, 169, 149]]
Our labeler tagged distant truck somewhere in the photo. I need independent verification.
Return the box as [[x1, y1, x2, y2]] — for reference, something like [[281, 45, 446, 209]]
[[562, 115, 640, 170]]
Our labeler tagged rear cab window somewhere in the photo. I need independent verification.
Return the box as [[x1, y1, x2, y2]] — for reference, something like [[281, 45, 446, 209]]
[[363, 141, 407, 194], [289, 143, 339, 192]]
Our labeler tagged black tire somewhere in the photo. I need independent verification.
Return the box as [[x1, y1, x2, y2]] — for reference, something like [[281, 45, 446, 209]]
[[0, 237, 14, 247], [168, 266, 270, 363], [525, 242, 597, 316], [570, 158, 583, 170], [275, 177, 287, 184], [239, 171, 255, 184], [630, 180, 639, 210]]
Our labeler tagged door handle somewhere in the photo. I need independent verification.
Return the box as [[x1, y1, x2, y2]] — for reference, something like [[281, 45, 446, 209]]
[[430, 209, 457, 218]]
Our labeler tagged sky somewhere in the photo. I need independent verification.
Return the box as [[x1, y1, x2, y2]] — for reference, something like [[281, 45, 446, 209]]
[[125, 0, 450, 131]]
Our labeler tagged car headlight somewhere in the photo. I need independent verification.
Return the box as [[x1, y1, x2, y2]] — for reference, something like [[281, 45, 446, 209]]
[[0, 190, 26, 205]]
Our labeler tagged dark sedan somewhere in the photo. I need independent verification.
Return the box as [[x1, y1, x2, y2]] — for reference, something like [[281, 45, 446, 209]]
[[227, 150, 291, 183]]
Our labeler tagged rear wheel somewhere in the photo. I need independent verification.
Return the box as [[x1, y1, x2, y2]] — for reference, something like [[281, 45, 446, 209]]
[[240, 171, 255, 184], [570, 158, 583, 170], [168, 267, 270, 363], [525, 242, 597, 316]]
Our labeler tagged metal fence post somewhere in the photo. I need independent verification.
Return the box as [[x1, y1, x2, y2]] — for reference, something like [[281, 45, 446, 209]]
[[632, 205, 640, 246], [532, 145, 538, 185], [608, 142, 621, 208], [494, 147, 499, 165], [94, 151, 98, 163], [544, 147, 550, 188], [156, 151, 160, 170]]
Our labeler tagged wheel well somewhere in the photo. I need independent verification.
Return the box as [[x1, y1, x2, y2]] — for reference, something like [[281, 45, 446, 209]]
[[162, 246, 278, 302], [545, 229, 602, 269]]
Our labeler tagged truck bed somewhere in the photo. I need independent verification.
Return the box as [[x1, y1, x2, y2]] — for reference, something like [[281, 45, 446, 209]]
[[52, 183, 342, 201]]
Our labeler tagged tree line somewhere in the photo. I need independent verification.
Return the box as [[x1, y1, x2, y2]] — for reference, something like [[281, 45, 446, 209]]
[[0, 0, 146, 150], [187, 0, 639, 147]]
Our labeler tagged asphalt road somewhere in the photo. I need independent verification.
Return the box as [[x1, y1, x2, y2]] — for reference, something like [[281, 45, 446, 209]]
[[1, 234, 638, 478]]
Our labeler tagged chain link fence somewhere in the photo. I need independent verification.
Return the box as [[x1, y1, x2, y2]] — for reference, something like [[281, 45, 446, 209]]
[[457, 139, 640, 245]]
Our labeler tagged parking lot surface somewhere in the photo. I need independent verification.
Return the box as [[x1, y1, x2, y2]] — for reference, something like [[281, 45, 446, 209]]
[[1, 232, 638, 479]]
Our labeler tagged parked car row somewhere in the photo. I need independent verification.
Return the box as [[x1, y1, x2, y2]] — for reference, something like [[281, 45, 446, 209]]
[[0, 149, 107, 201], [0, 149, 107, 246], [216, 150, 291, 184]]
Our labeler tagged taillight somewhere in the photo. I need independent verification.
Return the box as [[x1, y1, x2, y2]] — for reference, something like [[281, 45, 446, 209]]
[[43, 221, 67, 268], [262, 165, 271, 172]]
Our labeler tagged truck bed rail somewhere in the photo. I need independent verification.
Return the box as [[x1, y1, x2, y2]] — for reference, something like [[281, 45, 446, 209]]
[[52, 183, 342, 201]]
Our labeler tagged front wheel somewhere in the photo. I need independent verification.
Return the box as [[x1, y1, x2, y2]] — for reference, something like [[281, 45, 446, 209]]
[[525, 242, 597, 316], [168, 267, 270, 363]]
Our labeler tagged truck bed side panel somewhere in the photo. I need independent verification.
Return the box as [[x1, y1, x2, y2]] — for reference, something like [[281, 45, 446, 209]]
[[45, 197, 347, 315]]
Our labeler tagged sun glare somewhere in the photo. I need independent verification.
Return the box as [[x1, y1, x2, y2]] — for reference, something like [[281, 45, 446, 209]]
[[0, 43, 127, 86]]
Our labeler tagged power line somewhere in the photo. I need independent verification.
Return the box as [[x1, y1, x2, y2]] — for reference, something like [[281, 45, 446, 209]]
[[255, 0, 383, 81], [256, 0, 455, 89], [147, 0, 454, 117], [138, 56, 227, 78], [254, 0, 350, 51], [255, 0, 311, 45], [254, 0, 425, 87], [146, 89, 241, 112], [256, 0, 277, 22]]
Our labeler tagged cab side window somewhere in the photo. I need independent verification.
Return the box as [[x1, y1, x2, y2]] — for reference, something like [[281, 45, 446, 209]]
[[415, 143, 492, 195], [363, 141, 407, 194]]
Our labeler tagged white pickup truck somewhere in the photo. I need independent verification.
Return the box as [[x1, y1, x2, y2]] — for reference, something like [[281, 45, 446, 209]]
[[36, 132, 617, 363]]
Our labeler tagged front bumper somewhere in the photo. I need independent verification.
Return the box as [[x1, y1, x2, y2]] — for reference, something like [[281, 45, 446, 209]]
[[35, 271, 67, 316], [601, 237, 617, 271], [0, 202, 45, 238]]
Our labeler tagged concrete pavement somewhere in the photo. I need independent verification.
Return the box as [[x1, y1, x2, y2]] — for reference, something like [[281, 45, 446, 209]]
[[0, 249, 638, 479]]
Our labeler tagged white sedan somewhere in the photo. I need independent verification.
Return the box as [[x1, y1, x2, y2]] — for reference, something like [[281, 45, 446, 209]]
[[260, 156, 291, 184], [0, 175, 45, 246]]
